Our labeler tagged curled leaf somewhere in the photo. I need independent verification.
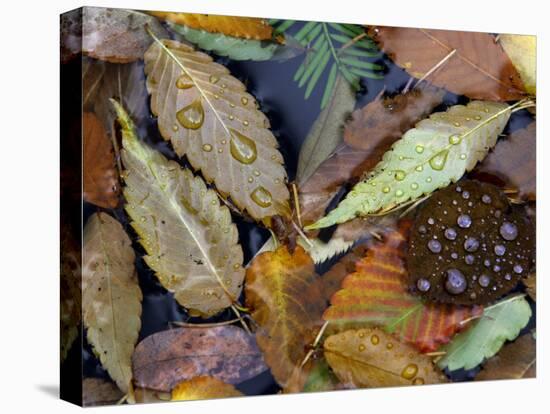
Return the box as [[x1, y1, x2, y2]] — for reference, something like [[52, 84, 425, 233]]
[[83, 212, 142, 393], [113, 100, 244, 317], [144, 38, 290, 223], [307, 101, 511, 229], [83, 378, 124, 407], [171, 376, 243, 401], [132, 326, 266, 393]]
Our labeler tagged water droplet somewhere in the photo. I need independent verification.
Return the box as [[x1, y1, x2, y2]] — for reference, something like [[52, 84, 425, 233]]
[[251, 186, 272, 208], [395, 189, 404, 197], [478, 274, 491, 288], [228, 115, 234, 120], [218, 148, 223, 153], [140, 216, 146, 222], [386, 343, 393, 350], [417, 278, 431, 292], [202, 144, 212, 152], [172, 124, 179, 132], [451, 252, 459, 259], [429, 150, 449, 171], [513, 264, 524, 274], [243, 120, 249, 127], [457, 214, 472, 229], [504, 273, 512, 281], [428, 239, 442, 253], [415, 165, 424, 172], [370, 335, 380, 345], [462, 191, 470, 199], [484, 259, 491, 267], [464, 237, 480, 252], [411, 182, 419, 190], [175, 74, 194, 89], [474, 115, 482, 120], [395, 170, 406, 181], [176, 100, 204, 130], [500, 222, 518, 241], [445, 268, 467, 295], [358, 331, 365, 338], [253, 170, 261, 177], [209, 74, 220, 84], [456, 186, 462, 193], [460, 153, 467, 160], [493, 265, 501, 272], [465, 254, 475, 265], [233, 263, 240, 270], [358, 344, 366, 352], [444, 228, 457, 241], [427, 218, 435, 225], [241, 96, 249, 105], [229, 129, 257, 164], [413, 378, 425, 385], [453, 122, 461, 127], [449, 134, 462, 145], [482, 194, 492, 204], [382, 186, 390, 193], [418, 225, 427, 234], [426, 177, 432, 183], [401, 364, 418, 380], [494, 245, 506, 256]]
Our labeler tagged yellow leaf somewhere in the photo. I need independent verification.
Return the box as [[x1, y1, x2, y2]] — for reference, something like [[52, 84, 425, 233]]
[[500, 34, 536, 95], [171, 376, 243, 401]]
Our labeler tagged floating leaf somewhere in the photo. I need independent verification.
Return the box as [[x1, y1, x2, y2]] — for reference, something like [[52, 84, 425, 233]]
[[171, 376, 243, 401], [438, 295, 532, 371], [113, 100, 245, 317], [296, 75, 356, 185], [83, 378, 124, 407], [324, 328, 445, 387], [500, 34, 536, 95], [149, 12, 273, 40], [245, 245, 326, 388], [324, 226, 482, 352], [144, 38, 290, 223], [369, 27, 525, 101], [476, 333, 536, 380], [81, 7, 168, 63], [83, 112, 120, 208], [132, 326, 266, 393], [474, 121, 536, 201], [307, 101, 512, 229], [82, 212, 142, 393]]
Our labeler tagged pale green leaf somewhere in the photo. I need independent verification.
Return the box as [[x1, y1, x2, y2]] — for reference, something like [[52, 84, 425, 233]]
[[306, 101, 512, 229], [438, 295, 532, 371]]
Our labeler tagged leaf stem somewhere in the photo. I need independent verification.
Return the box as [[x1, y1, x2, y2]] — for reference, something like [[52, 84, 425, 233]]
[[292, 183, 303, 228]]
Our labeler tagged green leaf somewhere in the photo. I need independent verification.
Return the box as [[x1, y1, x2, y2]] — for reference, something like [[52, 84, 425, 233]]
[[438, 295, 532, 371], [168, 23, 279, 61], [306, 101, 512, 229]]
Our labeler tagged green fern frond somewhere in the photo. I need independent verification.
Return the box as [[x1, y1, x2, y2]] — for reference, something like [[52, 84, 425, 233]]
[[272, 21, 384, 108]]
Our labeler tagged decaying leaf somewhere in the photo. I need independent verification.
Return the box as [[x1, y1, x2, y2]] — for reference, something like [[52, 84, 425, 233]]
[[307, 101, 512, 229], [324, 226, 482, 352], [438, 295, 532, 371], [83, 112, 120, 208], [171, 376, 243, 401], [523, 273, 536, 301], [83, 378, 124, 407], [324, 328, 445, 388], [149, 12, 273, 40], [132, 326, 266, 393], [114, 100, 244, 317], [369, 27, 525, 101], [476, 333, 536, 381], [83, 212, 142, 393], [144, 38, 290, 223], [82, 7, 168, 63], [474, 121, 536, 200], [500, 34, 536, 95], [245, 245, 326, 388]]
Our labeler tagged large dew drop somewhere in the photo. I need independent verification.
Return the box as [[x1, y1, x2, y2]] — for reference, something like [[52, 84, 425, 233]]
[[429, 149, 449, 171], [176, 100, 204, 130], [251, 186, 272, 208], [229, 129, 257, 164], [175, 74, 194, 89]]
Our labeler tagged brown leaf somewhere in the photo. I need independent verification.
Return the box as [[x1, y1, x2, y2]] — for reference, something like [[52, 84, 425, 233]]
[[132, 326, 267, 393], [369, 26, 526, 101], [474, 121, 536, 200], [321, 245, 368, 301], [245, 245, 326, 388], [83, 112, 120, 208], [171, 376, 243, 401], [83, 378, 124, 407], [523, 273, 536, 301], [476, 333, 536, 381], [324, 328, 445, 388]]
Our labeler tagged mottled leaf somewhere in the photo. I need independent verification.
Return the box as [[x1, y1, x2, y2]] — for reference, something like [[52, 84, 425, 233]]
[[369, 27, 525, 101], [324, 226, 482, 352], [324, 328, 445, 387], [500, 34, 536, 95], [114, 100, 244, 317], [438, 295, 532, 371], [132, 326, 266, 392], [307, 101, 512, 229], [83, 212, 142, 392], [171, 376, 243, 401], [144, 38, 290, 223], [83, 378, 124, 407]]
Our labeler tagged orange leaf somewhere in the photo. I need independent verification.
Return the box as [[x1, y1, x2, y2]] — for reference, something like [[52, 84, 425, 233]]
[[171, 376, 243, 401], [369, 27, 526, 101], [323, 225, 483, 352]]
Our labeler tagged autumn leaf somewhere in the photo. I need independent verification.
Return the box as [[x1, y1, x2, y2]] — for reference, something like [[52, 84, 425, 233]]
[[523, 273, 536, 301], [369, 26, 525, 101], [171, 376, 243, 401], [320, 245, 369, 301], [474, 121, 536, 201], [324, 328, 445, 387], [307, 101, 512, 229], [83, 212, 142, 393], [83, 378, 124, 407], [150, 12, 273, 40], [245, 245, 326, 388], [438, 295, 532, 371], [500, 34, 536, 95], [144, 38, 290, 224], [323, 226, 482, 352], [132, 326, 266, 393], [83, 112, 120, 208], [476, 333, 536, 381], [81, 7, 168, 63], [114, 100, 245, 317]]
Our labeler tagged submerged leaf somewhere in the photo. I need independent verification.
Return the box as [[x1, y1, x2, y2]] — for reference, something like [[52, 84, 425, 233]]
[[132, 326, 266, 392], [307, 101, 511, 229], [113, 100, 244, 317], [171, 376, 243, 401], [144, 39, 290, 223], [83, 378, 124, 407], [500, 34, 536, 95], [83, 212, 142, 392], [369, 27, 525, 101], [324, 328, 445, 387], [245, 245, 326, 388], [438, 295, 532, 371], [324, 226, 482, 352]]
